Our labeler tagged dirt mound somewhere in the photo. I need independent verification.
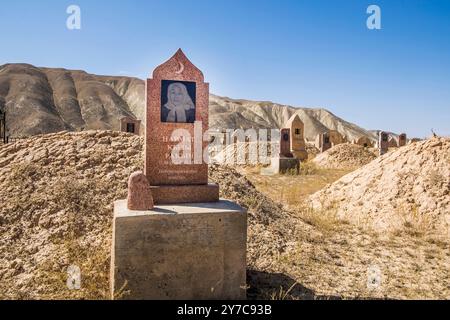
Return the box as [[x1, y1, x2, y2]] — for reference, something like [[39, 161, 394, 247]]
[[0, 131, 301, 299], [0, 131, 143, 299], [310, 137, 450, 235], [313, 143, 377, 169], [305, 142, 319, 158]]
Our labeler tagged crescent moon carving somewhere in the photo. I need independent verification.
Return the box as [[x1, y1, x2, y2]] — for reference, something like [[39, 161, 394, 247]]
[[175, 60, 184, 74]]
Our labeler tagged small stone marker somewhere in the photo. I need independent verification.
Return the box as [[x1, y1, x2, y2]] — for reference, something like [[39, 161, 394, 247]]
[[378, 131, 389, 156], [111, 50, 247, 300], [127, 172, 153, 210]]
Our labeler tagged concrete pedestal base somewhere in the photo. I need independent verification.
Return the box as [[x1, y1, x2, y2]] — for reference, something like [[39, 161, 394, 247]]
[[111, 200, 247, 300], [261, 156, 300, 175]]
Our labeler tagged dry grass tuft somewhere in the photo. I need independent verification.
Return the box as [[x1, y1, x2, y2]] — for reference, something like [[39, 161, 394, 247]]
[[396, 204, 434, 238], [300, 161, 319, 176], [35, 238, 111, 300], [267, 282, 299, 300], [296, 205, 345, 233]]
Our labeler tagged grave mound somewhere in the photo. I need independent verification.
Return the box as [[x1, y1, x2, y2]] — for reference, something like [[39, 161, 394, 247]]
[[310, 137, 450, 234], [0, 131, 142, 299], [313, 143, 377, 169]]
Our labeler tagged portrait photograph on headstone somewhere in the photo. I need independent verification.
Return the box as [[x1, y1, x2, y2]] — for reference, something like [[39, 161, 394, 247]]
[[161, 80, 196, 124], [0, 0, 449, 310]]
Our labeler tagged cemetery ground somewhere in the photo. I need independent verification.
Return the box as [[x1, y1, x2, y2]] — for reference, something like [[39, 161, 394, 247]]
[[240, 164, 353, 207], [239, 163, 449, 300], [0, 131, 449, 299]]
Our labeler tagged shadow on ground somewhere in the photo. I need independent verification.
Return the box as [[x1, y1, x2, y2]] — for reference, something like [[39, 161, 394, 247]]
[[247, 270, 343, 300]]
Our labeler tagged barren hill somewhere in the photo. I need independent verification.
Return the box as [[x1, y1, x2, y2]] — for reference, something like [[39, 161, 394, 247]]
[[210, 95, 375, 142], [0, 64, 143, 135], [1, 64, 374, 142]]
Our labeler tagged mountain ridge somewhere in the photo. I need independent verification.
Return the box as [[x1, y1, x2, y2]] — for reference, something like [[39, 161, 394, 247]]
[[1, 63, 376, 142]]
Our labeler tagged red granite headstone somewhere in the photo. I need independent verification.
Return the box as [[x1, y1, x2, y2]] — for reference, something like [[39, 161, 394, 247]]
[[280, 128, 292, 157], [145, 49, 219, 204]]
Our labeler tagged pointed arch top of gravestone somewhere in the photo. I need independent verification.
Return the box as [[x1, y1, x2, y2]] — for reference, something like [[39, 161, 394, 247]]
[[152, 49, 205, 82], [284, 113, 304, 129]]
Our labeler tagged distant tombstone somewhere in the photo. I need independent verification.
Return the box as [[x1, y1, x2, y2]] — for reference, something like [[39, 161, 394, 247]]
[[280, 128, 292, 157], [144, 49, 219, 204], [378, 131, 389, 156], [324, 134, 331, 149], [328, 130, 345, 146], [261, 127, 300, 175], [0, 110, 6, 144], [284, 114, 308, 160], [356, 136, 373, 148], [120, 117, 141, 135], [317, 132, 332, 152], [398, 133, 407, 147], [388, 136, 398, 148]]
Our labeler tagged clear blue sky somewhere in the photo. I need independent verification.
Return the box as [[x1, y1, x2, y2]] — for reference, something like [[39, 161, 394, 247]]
[[1, 0, 449, 138]]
